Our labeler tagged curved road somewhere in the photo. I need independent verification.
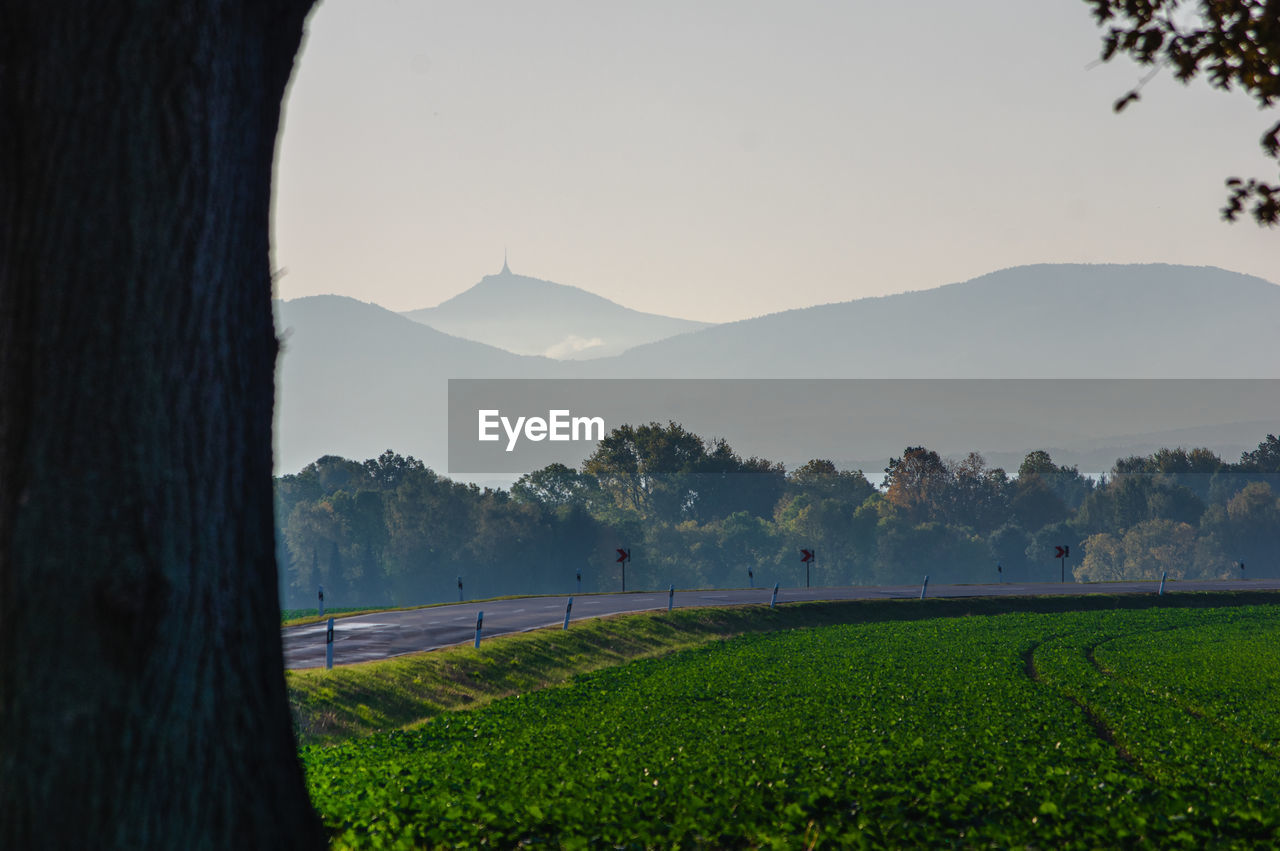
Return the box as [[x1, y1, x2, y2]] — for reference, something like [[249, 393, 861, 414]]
[[283, 578, 1280, 670]]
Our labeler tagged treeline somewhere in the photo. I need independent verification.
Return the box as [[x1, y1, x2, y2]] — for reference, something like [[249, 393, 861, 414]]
[[274, 426, 1280, 609]]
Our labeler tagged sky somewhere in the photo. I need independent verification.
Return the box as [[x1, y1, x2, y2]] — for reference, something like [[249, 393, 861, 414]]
[[273, 1, 1277, 324]]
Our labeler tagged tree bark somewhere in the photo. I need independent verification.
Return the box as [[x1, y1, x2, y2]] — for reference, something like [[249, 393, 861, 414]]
[[0, 3, 325, 848]]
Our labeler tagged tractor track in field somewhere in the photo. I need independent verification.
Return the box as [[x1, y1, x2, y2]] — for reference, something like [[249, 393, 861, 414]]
[[1085, 630, 1280, 764], [1022, 636, 1142, 772]]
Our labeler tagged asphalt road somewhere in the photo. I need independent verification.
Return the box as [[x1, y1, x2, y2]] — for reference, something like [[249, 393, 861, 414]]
[[282, 578, 1280, 670]]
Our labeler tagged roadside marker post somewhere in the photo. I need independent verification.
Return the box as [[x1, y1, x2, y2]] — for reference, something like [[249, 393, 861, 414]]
[[563, 597, 573, 630], [457, 576, 464, 602], [616, 547, 631, 592], [474, 611, 484, 648], [748, 566, 754, 588], [576, 568, 581, 594], [325, 617, 334, 670], [1159, 571, 1167, 596], [1055, 545, 1070, 583], [770, 582, 779, 609], [920, 575, 929, 600], [318, 585, 325, 617], [668, 584, 675, 612]]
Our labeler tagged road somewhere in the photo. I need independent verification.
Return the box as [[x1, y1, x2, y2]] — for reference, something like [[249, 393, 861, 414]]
[[282, 578, 1280, 670]]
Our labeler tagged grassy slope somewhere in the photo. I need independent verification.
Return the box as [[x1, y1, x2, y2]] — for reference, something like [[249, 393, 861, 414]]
[[287, 590, 1280, 746]]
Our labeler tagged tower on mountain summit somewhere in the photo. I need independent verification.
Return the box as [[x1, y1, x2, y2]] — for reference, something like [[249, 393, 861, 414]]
[[500, 250, 511, 276]]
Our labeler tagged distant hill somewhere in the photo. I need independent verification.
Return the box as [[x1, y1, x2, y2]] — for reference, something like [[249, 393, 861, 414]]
[[587, 264, 1280, 378], [274, 264, 1280, 476], [275, 295, 561, 473], [401, 263, 712, 359]]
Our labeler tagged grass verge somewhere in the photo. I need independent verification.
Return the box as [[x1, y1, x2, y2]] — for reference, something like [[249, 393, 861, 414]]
[[282, 592, 625, 627], [282, 607, 375, 627], [287, 589, 1280, 746]]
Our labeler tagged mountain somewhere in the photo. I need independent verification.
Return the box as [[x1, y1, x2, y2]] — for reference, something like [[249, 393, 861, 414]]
[[274, 265, 1280, 478], [275, 295, 562, 474], [588, 264, 1280, 378], [400, 263, 712, 359]]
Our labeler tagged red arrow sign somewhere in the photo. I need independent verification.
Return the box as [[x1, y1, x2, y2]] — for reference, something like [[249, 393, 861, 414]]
[[800, 549, 814, 563], [1054, 545, 1068, 559], [616, 548, 631, 563]]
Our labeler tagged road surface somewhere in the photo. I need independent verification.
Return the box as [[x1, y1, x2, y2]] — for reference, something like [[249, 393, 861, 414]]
[[283, 578, 1280, 670]]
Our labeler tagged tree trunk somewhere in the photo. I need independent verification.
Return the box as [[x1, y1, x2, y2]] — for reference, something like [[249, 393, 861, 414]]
[[0, 3, 325, 848]]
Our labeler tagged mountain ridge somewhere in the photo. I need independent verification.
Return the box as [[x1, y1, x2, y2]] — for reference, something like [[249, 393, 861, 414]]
[[585, 263, 1280, 377], [400, 267, 712, 359], [274, 263, 1280, 475]]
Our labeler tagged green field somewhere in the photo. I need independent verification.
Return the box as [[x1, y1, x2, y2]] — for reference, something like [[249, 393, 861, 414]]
[[302, 604, 1280, 848]]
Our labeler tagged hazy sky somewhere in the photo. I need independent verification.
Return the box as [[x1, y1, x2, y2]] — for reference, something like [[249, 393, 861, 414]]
[[273, 1, 1277, 324]]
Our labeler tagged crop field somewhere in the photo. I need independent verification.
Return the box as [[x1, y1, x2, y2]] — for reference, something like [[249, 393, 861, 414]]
[[303, 605, 1280, 848]]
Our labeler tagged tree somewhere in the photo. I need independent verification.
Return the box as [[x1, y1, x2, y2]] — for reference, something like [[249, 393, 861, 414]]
[[363, 449, 427, 489], [1076, 532, 1127, 582], [1016, 450, 1094, 508], [331, 488, 391, 604], [883, 446, 950, 523], [1078, 519, 1199, 582], [583, 422, 708, 523], [1239, 434, 1280, 473], [945, 452, 1010, 534], [691, 446, 787, 523], [1121, 518, 1198, 580], [1017, 450, 1059, 480], [787, 459, 876, 507], [283, 499, 345, 601], [989, 523, 1034, 582], [872, 518, 987, 585], [774, 494, 864, 583], [512, 463, 599, 510], [1084, 0, 1280, 224], [1010, 476, 1070, 533], [0, 3, 324, 848], [382, 467, 478, 602], [1222, 481, 1280, 574], [718, 511, 776, 561], [1028, 520, 1078, 581]]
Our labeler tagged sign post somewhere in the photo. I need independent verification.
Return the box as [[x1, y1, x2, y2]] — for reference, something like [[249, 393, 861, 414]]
[[325, 617, 334, 670], [616, 547, 631, 592], [1055, 545, 1070, 583], [801, 548, 815, 588]]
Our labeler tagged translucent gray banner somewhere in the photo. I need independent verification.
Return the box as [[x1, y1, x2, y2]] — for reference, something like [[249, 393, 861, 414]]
[[447, 379, 1280, 476]]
